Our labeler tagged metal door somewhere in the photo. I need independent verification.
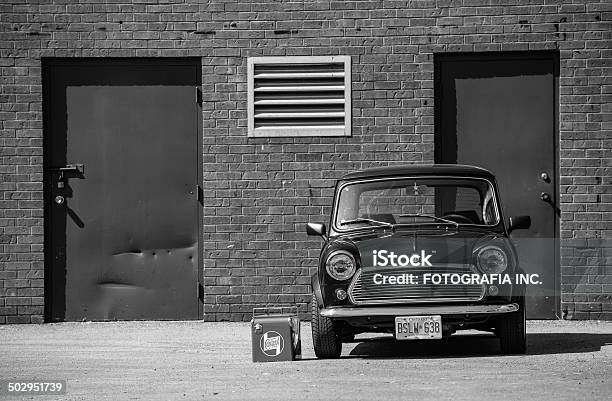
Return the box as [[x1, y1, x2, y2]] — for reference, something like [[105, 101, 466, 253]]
[[435, 52, 559, 319], [43, 59, 201, 321]]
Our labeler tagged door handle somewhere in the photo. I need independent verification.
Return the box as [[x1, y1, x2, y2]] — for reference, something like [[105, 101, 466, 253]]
[[48, 164, 85, 174], [540, 191, 560, 216], [54, 195, 65, 205], [59, 164, 85, 174], [48, 164, 85, 186]]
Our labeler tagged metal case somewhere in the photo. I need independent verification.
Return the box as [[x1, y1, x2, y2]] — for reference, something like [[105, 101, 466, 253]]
[[251, 307, 301, 363]]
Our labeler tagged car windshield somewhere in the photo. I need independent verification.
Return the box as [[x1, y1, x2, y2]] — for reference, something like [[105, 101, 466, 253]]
[[334, 177, 499, 230]]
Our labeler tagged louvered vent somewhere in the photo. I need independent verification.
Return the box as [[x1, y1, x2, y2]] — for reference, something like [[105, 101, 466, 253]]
[[248, 56, 351, 137]]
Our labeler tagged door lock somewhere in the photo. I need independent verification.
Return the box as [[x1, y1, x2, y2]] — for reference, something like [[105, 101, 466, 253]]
[[54, 195, 65, 205], [540, 172, 550, 183]]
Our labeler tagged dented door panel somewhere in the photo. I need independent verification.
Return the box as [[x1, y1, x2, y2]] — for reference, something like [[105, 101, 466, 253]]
[[44, 59, 201, 321]]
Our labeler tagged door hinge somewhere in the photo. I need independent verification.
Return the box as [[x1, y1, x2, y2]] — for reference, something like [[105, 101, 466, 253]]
[[196, 185, 203, 204], [195, 87, 202, 105], [197, 281, 204, 302]]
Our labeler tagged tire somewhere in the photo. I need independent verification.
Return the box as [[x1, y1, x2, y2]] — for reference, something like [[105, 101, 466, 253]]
[[311, 293, 342, 359], [497, 296, 526, 354]]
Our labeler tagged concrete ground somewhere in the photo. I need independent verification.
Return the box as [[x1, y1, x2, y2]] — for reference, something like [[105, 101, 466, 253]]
[[0, 320, 611, 401]]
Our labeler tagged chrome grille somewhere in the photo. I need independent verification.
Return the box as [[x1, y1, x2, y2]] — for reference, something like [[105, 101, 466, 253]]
[[348, 264, 485, 305]]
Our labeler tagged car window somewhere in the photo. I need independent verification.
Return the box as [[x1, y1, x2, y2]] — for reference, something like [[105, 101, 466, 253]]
[[483, 187, 497, 225], [335, 177, 499, 229]]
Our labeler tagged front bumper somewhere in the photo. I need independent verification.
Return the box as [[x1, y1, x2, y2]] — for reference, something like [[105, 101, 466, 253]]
[[319, 303, 518, 318]]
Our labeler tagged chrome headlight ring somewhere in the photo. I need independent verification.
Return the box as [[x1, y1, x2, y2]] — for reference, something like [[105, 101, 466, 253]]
[[325, 250, 357, 281], [475, 245, 508, 274]]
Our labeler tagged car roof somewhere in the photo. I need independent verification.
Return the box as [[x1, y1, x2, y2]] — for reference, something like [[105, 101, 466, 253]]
[[341, 164, 495, 180]]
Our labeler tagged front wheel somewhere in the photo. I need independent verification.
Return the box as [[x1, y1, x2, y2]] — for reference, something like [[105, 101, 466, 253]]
[[497, 297, 526, 354], [311, 293, 342, 359]]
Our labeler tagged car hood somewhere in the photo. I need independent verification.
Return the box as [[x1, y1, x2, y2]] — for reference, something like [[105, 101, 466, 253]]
[[332, 228, 501, 272]]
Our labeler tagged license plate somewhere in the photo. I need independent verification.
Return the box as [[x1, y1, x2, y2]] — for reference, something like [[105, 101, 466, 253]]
[[395, 315, 442, 340]]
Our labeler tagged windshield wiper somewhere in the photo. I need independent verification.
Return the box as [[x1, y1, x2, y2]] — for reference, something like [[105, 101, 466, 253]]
[[397, 214, 459, 227], [339, 218, 393, 228]]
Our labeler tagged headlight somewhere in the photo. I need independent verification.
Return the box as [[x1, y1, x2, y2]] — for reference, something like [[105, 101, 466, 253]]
[[476, 245, 508, 274], [325, 250, 356, 281]]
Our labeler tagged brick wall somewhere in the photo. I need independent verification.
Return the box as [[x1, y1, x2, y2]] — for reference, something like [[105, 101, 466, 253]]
[[0, 0, 610, 322]]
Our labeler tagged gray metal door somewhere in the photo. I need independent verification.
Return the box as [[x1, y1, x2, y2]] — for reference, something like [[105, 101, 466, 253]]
[[435, 52, 559, 319], [44, 59, 201, 321]]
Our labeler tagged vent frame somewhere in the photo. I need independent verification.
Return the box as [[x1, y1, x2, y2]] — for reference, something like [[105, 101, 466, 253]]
[[247, 56, 352, 137]]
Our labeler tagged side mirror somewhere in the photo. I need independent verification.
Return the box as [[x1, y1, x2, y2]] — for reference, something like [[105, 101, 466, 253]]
[[508, 215, 531, 234], [306, 222, 326, 237]]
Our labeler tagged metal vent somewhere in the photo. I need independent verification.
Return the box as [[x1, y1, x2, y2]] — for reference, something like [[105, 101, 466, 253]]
[[248, 56, 351, 137]]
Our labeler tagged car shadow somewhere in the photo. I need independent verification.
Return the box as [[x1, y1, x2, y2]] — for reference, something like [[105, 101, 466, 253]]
[[345, 332, 612, 359]]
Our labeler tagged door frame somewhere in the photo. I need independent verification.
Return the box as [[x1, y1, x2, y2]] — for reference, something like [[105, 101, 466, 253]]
[[433, 50, 561, 318], [42, 57, 204, 321]]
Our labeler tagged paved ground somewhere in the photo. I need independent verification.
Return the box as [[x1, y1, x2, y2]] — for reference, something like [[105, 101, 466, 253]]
[[0, 320, 611, 400]]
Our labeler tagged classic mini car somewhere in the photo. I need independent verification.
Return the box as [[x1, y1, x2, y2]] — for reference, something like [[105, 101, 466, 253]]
[[306, 164, 531, 358]]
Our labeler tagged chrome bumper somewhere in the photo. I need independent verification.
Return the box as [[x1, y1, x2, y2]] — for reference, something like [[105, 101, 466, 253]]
[[319, 303, 519, 318]]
